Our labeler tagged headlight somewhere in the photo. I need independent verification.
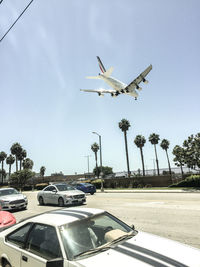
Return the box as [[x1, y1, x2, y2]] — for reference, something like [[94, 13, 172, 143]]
[[0, 200, 9, 205], [65, 195, 73, 199]]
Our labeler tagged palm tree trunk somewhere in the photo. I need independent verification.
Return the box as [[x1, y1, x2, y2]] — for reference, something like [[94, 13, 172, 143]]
[[140, 147, 145, 176], [124, 131, 130, 177], [8, 164, 11, 185], [154, 144, 160, 176], [165, 150, 172, 176], [16, 156, 18, 172]]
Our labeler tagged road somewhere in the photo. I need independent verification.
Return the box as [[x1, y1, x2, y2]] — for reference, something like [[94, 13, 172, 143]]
[[12, 191, 200, 249]]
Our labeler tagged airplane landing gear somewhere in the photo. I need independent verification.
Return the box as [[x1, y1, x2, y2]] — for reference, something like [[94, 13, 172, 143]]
[[135, 97, 137, 100]]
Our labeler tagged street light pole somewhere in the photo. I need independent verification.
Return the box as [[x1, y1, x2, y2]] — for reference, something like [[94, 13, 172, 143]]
[[92, 131, 104, 192], [84, 155, 91, 174]]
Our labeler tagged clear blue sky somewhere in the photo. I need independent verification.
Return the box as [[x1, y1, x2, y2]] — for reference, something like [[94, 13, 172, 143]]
[[0, 0, 199, 176]]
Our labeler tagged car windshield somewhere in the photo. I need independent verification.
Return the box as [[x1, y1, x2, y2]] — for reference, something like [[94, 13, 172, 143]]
[[56, 184, 76, 191], [60, 211, 136, 260], [0, 189, 19, 197]]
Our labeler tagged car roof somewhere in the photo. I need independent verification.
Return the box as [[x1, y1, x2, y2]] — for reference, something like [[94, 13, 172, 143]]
[[23, 207, 104, 227]]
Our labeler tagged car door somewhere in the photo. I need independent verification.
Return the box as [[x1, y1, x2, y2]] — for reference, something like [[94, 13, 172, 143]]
[[43, 186, 56, 204], [4, 223, 33, 267], [21, 223, 63, 267], [47, 185, 59, 204]]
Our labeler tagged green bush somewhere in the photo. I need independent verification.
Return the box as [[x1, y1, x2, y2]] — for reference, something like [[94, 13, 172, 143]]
[[169, 175, 200, 187], [23, 185, 33, 191], [35, 183, 49, 190], [90, 179, 103, 189]]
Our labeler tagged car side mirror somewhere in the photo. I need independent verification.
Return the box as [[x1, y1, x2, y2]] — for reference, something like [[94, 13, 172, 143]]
[[46, 258, 63, 267], [131, 224, 135, 230]]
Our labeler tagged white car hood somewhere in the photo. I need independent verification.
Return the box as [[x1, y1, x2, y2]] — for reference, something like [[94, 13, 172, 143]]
[[61, 190, 84, 196], [74, 231, 200, 267], [0, 194, 25, 201]]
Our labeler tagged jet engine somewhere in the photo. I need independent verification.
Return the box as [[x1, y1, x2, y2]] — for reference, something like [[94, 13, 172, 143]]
[[98, 92, 104, 97], [142, 78, 148, 84], [111, 93, 116, 97], [136, 84, 142, 91]]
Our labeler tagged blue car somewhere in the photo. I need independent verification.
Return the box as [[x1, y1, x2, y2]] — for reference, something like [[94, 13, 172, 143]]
[[74, 183, 96, 195]]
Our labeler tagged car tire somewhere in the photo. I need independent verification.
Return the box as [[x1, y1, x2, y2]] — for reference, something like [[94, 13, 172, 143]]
[[3, 260, 11, 267], [90, 192, 94, 195], [39, 196, 44, 206], [58, 197, 64, 207]]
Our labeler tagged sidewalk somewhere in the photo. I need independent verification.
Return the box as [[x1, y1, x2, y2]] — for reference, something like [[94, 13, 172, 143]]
[[97, 189, 200, 193]]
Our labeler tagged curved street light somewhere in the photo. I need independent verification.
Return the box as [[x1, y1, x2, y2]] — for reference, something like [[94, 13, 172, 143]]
[[92, 132, 104, 192]]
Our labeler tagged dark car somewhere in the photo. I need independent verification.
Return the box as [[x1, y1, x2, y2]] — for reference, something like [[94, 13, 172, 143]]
[[74, 183, 96, 195]]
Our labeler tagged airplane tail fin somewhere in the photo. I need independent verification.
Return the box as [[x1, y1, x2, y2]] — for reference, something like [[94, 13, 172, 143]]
[[97, 56, 106, 73]]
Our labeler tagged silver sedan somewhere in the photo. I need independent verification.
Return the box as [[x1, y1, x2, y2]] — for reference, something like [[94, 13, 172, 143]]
[[0, 188, 28, 211], [37, 183, 86, 207]]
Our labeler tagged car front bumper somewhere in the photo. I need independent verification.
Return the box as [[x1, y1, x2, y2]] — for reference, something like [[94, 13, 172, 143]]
[[1, 201, 28, 211], [65, 197, 86, 205]]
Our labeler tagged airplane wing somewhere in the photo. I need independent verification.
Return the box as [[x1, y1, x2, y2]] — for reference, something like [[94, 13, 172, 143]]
[[80, 89, 115, 94], [124, 64, 152, 92], [80, 88, 116, 96]]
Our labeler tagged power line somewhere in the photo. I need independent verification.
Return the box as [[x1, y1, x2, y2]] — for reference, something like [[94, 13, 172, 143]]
[[0, 0, 34, 43]]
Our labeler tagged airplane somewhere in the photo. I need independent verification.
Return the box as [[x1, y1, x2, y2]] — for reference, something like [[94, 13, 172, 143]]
[[80, 56, 152, 100]]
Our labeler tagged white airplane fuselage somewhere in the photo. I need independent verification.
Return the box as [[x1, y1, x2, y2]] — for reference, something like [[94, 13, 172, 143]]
[[99, 74, 138, 98]]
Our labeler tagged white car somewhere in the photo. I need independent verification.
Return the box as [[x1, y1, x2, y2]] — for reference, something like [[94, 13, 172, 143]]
[[0, 188, 28, 211], [0, 207, 200, 267], [37, 183, 86, 207]]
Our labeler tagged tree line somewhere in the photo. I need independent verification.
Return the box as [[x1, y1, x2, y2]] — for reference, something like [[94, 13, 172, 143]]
[[91, 119, 200, 178], [0, 142, 46, 186]]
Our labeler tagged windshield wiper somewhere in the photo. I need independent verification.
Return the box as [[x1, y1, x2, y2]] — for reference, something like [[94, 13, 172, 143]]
[[74, 232, 136, 259], [108, 231, 136, 246], [74, 245, 111, 259]]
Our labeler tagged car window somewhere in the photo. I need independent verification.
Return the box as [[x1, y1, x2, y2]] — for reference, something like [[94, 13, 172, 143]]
[[6, 223, 33, 247], [0, 188, 19, 196], [26, 224, 62, 260], [44, 186, 56, 192], [56, 184, 75, 191]]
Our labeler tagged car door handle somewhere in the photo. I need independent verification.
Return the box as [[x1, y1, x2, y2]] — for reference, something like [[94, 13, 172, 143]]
[[22, 255, 28, 262]]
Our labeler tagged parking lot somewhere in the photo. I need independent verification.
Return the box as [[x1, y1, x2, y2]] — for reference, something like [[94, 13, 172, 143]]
[[12, 190, 200, 249]]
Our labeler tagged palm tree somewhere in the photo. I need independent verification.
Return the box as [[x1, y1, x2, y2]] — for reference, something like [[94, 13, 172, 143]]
[[134, 135, 146, 176], [149, 133, 160, 175], [160, 139, 172, 176], [18, 149, 27, 170], [0, 151, 7, 184], [40, 166, 46, 182], [6, 154, 15, 182], [119, 119, 131, 177], [10, 142, 23, 172], [22, 158, 34, 170], [91, 143, 99, 178]]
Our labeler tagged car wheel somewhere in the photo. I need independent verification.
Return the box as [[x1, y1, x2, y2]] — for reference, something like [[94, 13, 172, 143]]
[[90, 192, 94, 195], [3, 260, 11, 267], [39, 196, 44, 206], [58, 197, 64, 207]]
